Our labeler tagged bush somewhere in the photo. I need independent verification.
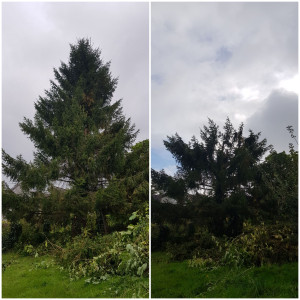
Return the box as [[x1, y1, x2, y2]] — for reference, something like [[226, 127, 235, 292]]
[[165, 227, 219, 261], [220, 241, 252, 268], [53, 208, 149, 280], [231, 222, 298, 266], [2, 220, 11, 252], [166, 240, 200, 261], [188, 257, 215, 270], [151, 223, 169, 251], [47, 224, 72, 247], [2, 222, 22, 252], [188, 222, 297, 269], [18, 219, 45, 247], [22, 244, 37, 256]]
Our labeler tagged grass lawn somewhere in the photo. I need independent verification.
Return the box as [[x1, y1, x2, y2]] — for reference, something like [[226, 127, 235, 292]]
[[151, 252, 298, 298], [2, 252, 148, 298]]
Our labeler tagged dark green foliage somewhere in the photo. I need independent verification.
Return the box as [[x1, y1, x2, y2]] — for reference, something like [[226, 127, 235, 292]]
[[152, 169, 186, 203], [254, 150, 298, 222], [153, 118, 271, 237], [165, 220, 298, 268], [96, 140, 149, 230], [2, 181, 38, 224], [2, 37, 137, 197], [2, 207, 149, 283], [151, 223, 170, 251], [2, 220, 11, 250], [203, 191, 249, 236], [166, 241, 200, 261], [2, 221, 22, 252], [151, 197, 191, 225], [163, 118, 270, 204]]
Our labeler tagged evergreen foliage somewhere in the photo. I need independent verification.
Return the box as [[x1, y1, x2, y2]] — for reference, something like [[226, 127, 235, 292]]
[[152, 118, 272, 236], [254, 149, 298, 222], [2, 38, 137, 193], [97, 140, 149, 229], [2, 39, 148, 236], [162, 118, 271, 204]]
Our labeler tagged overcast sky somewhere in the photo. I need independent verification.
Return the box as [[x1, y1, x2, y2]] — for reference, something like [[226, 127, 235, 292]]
[[152, 2, 298, 175], [2, 2, 149, 184]]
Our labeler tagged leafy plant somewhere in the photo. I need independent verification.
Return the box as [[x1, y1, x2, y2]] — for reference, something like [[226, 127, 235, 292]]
[[188, 257, 215, 270], [50, 207, 149, 281]]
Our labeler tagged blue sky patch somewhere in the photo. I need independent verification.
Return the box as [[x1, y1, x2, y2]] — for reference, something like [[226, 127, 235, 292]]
[[151, 148, 177, 171]]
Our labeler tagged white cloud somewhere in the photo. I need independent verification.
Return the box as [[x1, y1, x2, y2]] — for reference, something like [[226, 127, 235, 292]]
[[152, 2, 298, 168], [279, 75, 299, 94]]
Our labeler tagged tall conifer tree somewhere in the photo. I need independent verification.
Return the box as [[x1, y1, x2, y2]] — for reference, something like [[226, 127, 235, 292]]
[[2, 38, 137, 194]]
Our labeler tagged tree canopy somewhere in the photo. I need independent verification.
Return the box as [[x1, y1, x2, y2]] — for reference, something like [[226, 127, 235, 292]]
[[2, 38, 137, 193], [152, 118, 273, 236], [157, 118, 271, 203]]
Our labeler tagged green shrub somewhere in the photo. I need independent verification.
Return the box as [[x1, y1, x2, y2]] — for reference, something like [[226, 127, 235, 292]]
[[22, 244, 39, 257], [2, 220, 10, 237], [151, 223, 161, 251], [233, 222, 297, 266], [52, 208, 149, 280], [220, 241, 252, 268], [2, 222, 22, 252], [18, 219, 38, 246], [188, 257, 215, 270], [188, 222, 297, 269], [217, 222, 297, 267], [2, 220, 11, 252], [165, 227, 219, 261], [166, 240, 201, 261], [48, 224, 72, 247]]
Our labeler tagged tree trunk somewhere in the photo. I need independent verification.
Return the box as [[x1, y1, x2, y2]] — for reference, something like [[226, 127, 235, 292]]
[[99, 210, 109, 234]]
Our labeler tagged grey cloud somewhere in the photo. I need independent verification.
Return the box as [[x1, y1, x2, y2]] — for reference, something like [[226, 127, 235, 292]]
[[246, 90, 298, 152], [216, 47, 232, 63]]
